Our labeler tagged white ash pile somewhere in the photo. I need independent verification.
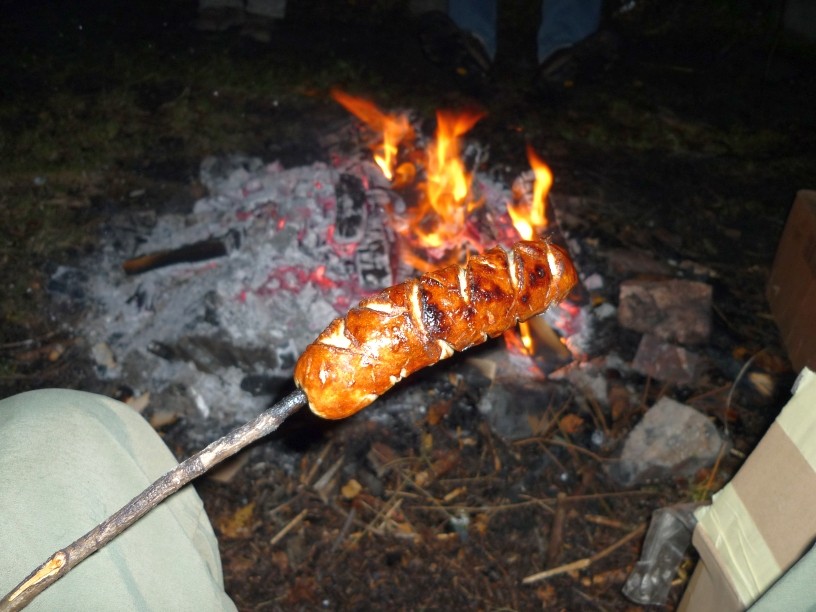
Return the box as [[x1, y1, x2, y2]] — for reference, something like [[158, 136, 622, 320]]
[[49, 150, 589, 433], [50, 154, 401, 426]]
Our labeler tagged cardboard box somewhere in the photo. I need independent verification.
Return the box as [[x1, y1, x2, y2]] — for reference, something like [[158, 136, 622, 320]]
[[767, 190, 816, 371], [679, 368, 816, 610]]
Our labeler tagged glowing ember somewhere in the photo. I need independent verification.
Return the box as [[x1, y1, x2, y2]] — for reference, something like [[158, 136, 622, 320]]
[[517, 321, 534, 351], [330, 88, 414, 181], [502, 320, 532, 354], [505, 316, 536, 357]]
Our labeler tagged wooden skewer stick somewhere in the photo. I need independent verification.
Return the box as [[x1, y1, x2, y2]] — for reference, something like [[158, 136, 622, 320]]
[[0, 389, 307, 612]]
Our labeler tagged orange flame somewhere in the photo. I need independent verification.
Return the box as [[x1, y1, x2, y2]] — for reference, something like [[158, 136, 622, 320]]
[[330, 88, 414, 180], [506, 145, 555, 355], [332, 90, 486, 269], [412, 109, 485, 250], [508, 144, 552, 241]]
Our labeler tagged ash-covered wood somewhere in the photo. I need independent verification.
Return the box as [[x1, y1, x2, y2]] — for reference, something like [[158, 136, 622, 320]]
[[122, 230, 240, 275]]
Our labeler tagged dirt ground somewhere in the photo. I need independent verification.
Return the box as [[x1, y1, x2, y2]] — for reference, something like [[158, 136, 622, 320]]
[[2, 1, 815, 609]]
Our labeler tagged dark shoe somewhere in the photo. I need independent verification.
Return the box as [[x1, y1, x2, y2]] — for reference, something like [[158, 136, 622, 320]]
[[418, 11, 492, 81], [536, 30, 619, 90], [537, 47, 579, 87]]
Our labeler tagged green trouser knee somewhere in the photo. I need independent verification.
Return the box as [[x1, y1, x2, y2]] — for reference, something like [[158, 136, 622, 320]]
[[0, 389, 236, 611]]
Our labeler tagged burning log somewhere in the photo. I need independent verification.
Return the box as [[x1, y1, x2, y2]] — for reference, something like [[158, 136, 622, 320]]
[[0, 238, 577, 610], [333, 174, 368, 244], [122, 230, 240, 275]]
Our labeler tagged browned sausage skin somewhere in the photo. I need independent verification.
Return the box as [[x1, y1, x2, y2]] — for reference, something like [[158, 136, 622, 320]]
[[294, 239, 578, 419]]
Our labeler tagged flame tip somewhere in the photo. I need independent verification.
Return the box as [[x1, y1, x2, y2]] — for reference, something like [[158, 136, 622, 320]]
[[332, 89, 556, 267]]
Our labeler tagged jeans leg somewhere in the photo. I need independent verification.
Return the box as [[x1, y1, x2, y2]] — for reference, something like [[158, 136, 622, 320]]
[[537, 0, 602, 63]]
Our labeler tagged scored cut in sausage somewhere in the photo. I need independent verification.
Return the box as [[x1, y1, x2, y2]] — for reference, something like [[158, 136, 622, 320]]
[[294, 239, 578, 419]]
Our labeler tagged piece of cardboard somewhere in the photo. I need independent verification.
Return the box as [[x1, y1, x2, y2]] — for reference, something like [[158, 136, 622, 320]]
[[767, 190, 816, 371], [679, 368, 816, 611], [787, 283, 816, 370]]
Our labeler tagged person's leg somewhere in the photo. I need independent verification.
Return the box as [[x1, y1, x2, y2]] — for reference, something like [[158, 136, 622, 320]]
[[197, 0, 245, 32], [242, 0, 286, 42], [0, 389, 236, 611], [448, 0, 498, 61], [418, 1, 493, 83], [536, 0, 602, 63]]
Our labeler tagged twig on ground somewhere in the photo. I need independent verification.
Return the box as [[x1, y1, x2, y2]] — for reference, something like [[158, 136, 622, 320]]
[[366, 490, 406, 535], [522, 522, 647, 584], [0, 389, 307, 612], [0, 359, 71, 381], [584, 514, 628, 530], [699, 438, 729, 500], [513, 394, 572, 446], [546, 492, 568, 567], [725, 349, 764, 437], [300, 440, 334, 487], [269, 509, 308, 547], [545, 438, 610, 464], [0, 331, 59, 351], [410, 489, 659, 514], [330, 507, 357, 552], [639, 376, 652, 412], [686, 383, 731, 404]]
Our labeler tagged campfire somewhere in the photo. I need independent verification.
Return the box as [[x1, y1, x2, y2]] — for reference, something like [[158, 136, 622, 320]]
[[330, 89, 575, 360], [36, 89, 742, 611], [48, 91, 586, 440]]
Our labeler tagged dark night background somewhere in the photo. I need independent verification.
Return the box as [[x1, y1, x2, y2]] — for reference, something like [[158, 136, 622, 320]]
[[1, 0, 815, 609]]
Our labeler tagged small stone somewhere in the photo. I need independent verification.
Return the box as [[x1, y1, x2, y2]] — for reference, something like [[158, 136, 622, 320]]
[[632, 334, 702, 385], [91, 342, 117, 371], [594, 302, 617, 319], [583, 272, 604, 291], [618, 279, 712, 345], [47, 343, 66, 362], [606, 248, 672, 277], [563, 360, 609, 407], [609, 397, 726, 486]]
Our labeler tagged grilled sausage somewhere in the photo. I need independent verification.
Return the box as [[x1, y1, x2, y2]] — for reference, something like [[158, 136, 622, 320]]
[[294, 239, 577, 419]]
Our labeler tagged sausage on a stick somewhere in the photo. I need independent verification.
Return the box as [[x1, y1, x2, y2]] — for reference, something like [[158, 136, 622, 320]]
[[295, 239, 578, 419]]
